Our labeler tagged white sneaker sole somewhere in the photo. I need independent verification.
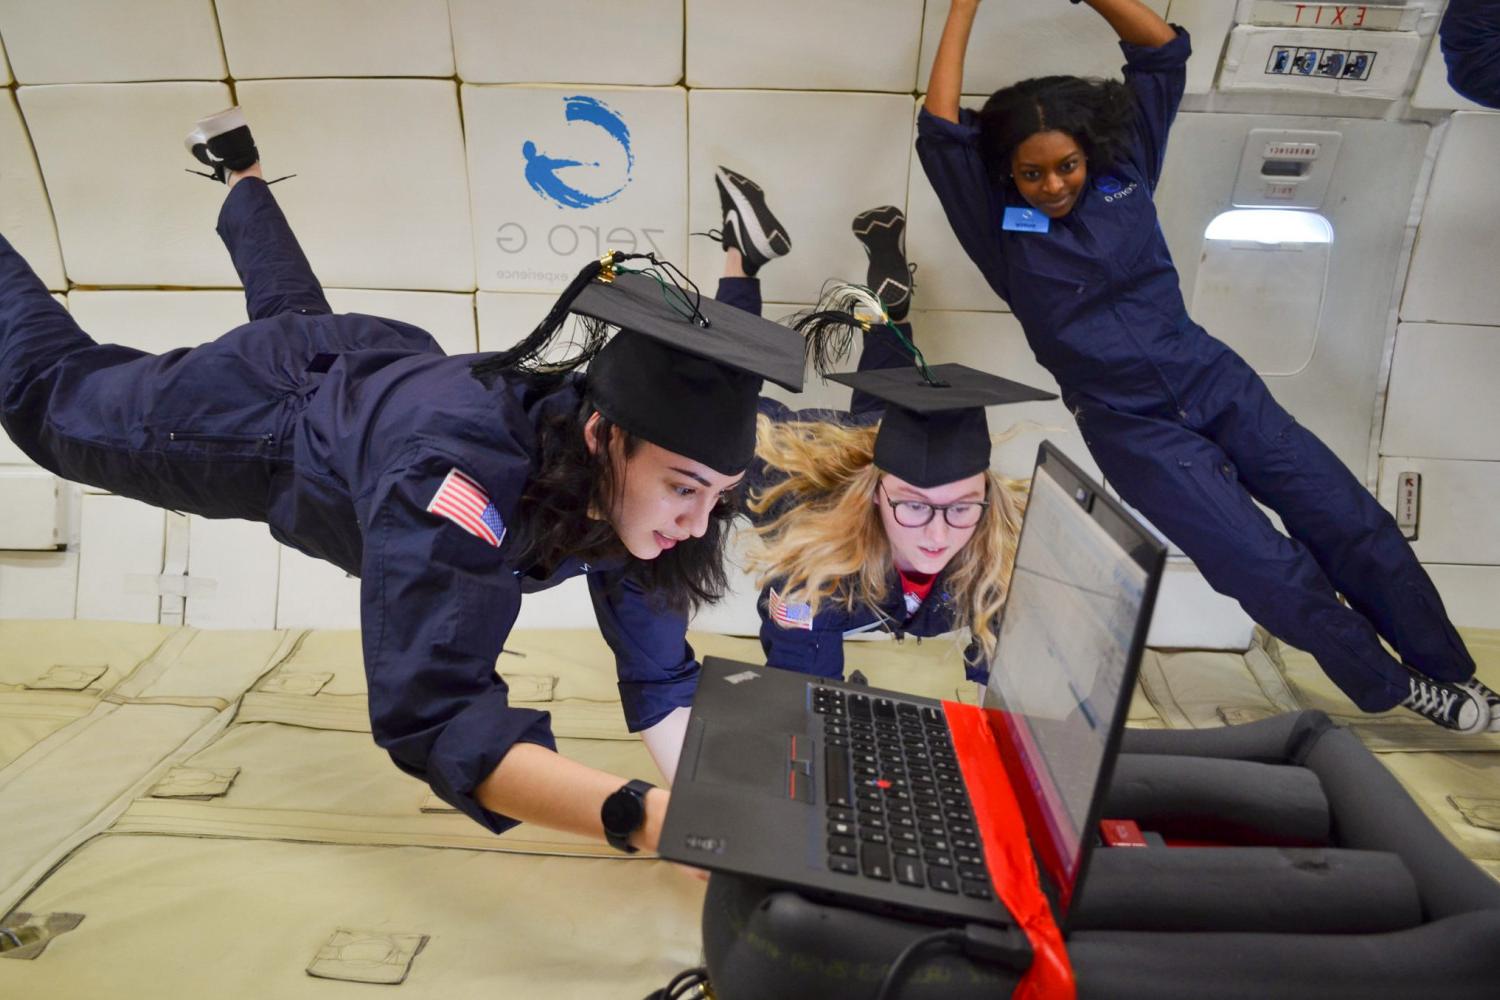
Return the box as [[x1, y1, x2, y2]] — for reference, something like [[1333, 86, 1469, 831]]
[[183, 106, 247, 155]]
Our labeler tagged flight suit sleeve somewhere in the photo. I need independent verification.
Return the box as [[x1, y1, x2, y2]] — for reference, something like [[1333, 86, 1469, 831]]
[[758, 586, 847, 680], [588, 568, 701, 731], [1119, 27, 1193, 189], [360, 451, 554, 835], [915, 106, 1011, 299], [1441, 0, 1500, 109]]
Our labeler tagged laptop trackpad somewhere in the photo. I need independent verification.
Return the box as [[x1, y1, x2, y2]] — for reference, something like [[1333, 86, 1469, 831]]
[[693, 729, 798, 798]]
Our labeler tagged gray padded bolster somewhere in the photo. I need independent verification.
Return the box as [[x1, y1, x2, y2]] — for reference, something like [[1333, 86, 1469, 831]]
[[1071, 846, 1422, 934], [1104, 752, 1330, 845]]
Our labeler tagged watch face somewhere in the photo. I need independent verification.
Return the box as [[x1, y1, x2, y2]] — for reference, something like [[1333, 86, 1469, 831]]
[[602, 787, 644, 836]]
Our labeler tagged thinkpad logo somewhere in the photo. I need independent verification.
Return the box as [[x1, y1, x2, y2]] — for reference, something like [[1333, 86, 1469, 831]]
[[723, 670, 761, 685]]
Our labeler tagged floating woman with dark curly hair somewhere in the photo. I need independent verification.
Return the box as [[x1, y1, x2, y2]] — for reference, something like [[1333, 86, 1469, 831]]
[[918, 0, 1499, 732], [0, 110, 815, 856]]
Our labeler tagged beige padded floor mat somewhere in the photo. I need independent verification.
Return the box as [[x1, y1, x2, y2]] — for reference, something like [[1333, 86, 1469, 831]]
[[2, 619, 1497, 998]]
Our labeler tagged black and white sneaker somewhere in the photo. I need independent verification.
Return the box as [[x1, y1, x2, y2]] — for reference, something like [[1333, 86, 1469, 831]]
[[1399, 668, 1489, 734], [1460, 676, 1500, 733], [184, 107, 259, 183], [714, 166, 791, 275], [852, 205, 914, 322]]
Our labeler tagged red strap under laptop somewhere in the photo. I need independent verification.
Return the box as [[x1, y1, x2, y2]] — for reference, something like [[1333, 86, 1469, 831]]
[[944, 701, 1076, 1000]]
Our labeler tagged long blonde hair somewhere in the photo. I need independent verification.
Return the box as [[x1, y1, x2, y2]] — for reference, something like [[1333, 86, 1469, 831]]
[[747, 414, 1028, 665]]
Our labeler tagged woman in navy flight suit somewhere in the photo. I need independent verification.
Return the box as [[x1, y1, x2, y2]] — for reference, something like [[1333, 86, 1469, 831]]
[[700, 173, 1034, 687], [0, 113, 810, 854], [917, 0, 1499, 732]]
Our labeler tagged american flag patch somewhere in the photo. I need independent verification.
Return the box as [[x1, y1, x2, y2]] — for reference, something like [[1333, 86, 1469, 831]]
[[426, 467, 506, 547], [768, 588, 813, 631]]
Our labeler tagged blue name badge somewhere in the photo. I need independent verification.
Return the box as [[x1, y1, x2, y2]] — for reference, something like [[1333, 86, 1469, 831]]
[[1002, 206, 1050, 233]]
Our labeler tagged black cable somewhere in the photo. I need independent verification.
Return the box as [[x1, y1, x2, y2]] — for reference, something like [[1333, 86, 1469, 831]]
[[872, 928, 963, 1000], [642, 965, 710, 1000]]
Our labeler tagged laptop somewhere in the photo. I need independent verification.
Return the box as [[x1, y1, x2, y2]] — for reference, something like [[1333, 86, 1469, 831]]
[[660, 442, 1167, 934]]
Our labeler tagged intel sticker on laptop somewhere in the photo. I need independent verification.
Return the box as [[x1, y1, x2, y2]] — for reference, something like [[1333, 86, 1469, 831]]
[[1003, 206, 1050, 233]]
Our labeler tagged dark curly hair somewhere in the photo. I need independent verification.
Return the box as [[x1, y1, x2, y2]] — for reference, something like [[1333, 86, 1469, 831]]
[[976, 75, 1137, 190], [509, 396, 736, 615]]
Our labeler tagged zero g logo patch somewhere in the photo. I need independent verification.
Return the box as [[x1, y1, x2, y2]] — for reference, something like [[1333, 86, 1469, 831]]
[[1097, 176, 1140, 204], [521, 95, 635, 209]]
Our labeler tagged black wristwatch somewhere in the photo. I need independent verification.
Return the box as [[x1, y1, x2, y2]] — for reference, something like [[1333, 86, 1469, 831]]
[[601, 779, 656, 853]]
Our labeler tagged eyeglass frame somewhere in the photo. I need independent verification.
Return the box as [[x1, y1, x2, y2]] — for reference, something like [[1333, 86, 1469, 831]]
[[877, 480, 990, 529]]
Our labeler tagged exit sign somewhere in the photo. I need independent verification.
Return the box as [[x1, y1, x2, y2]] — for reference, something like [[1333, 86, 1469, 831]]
[[1248, 3, 1418, 31]]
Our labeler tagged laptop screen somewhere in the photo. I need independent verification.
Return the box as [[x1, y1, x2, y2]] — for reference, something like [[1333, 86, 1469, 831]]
[[980, 449, 1155, 912]]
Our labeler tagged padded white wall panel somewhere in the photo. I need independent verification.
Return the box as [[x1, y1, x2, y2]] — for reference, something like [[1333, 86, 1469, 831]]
[[688, 90, 912, 305], [1165, 0, 1237, 94], [236, 79, 473, 292], [183, 517, 279, 630], [275, 546, 360, 630], [0, 468, 63, 550], [1, 91, 66, 290], [324, 289, 477, 357], [906, 97, 1013, 314], [1382, 323, 1500, 462], [1402, 113, 1500, 326], [0, 0, 224, 84], [1146, 558, 1257, 651], [75, 493, 165, 623], [917, 0, 1172, 96], [1377, 458, 1500, 565], [67, 291, 248, 352], [512, 576, 594, 630], [0, 548, 78, 619], [0, 32, 10, 84], [467, 85, 687, 293], [477, 292, 556, 354], [1158, 112, 1428, 475], [1426, 564, 1500, 630], [18, 82, 239, 287], [451, 0, 682, 85], [215, 0, 454, 79], [687, 0, 924, 91]]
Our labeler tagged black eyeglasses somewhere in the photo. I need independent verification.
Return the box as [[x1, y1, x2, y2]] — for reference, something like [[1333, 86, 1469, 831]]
[[878, 482, 989, 529]]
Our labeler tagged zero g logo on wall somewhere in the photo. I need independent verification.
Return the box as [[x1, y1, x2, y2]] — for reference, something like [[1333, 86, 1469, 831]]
[[468, 86, 687, 293], [521, 95, 635, 209]]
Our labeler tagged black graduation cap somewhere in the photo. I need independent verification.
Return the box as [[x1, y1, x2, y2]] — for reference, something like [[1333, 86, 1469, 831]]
[[828, 363, 1057, 488], [472, 257, 807, 476], [578, 271, 806, 475]]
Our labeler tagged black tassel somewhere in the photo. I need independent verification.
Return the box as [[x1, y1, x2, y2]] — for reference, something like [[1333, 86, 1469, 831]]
[[792, 309, 862, 377], [470, 257, 610, 386]]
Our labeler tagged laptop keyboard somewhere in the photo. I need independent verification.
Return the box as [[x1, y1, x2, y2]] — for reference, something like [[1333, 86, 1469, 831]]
[[812, 685, 993, 902]]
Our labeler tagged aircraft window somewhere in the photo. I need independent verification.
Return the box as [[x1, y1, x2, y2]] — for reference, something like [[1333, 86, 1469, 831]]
[[1192, 210, 1334, 376]]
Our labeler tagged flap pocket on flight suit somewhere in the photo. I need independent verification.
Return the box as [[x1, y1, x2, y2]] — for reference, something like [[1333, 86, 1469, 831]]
[[149, 766, 241, 800], [306, 928, 429, 985], [1448, 796, 1500, 833], [24, 664, 107, 691]]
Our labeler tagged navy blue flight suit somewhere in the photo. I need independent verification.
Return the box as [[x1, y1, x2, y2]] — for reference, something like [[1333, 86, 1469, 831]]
[[915, 28, 1475, 712], [0, 179, 702, 834], [1441, 0, 1500, 108], [713, 276, 990, 686]]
